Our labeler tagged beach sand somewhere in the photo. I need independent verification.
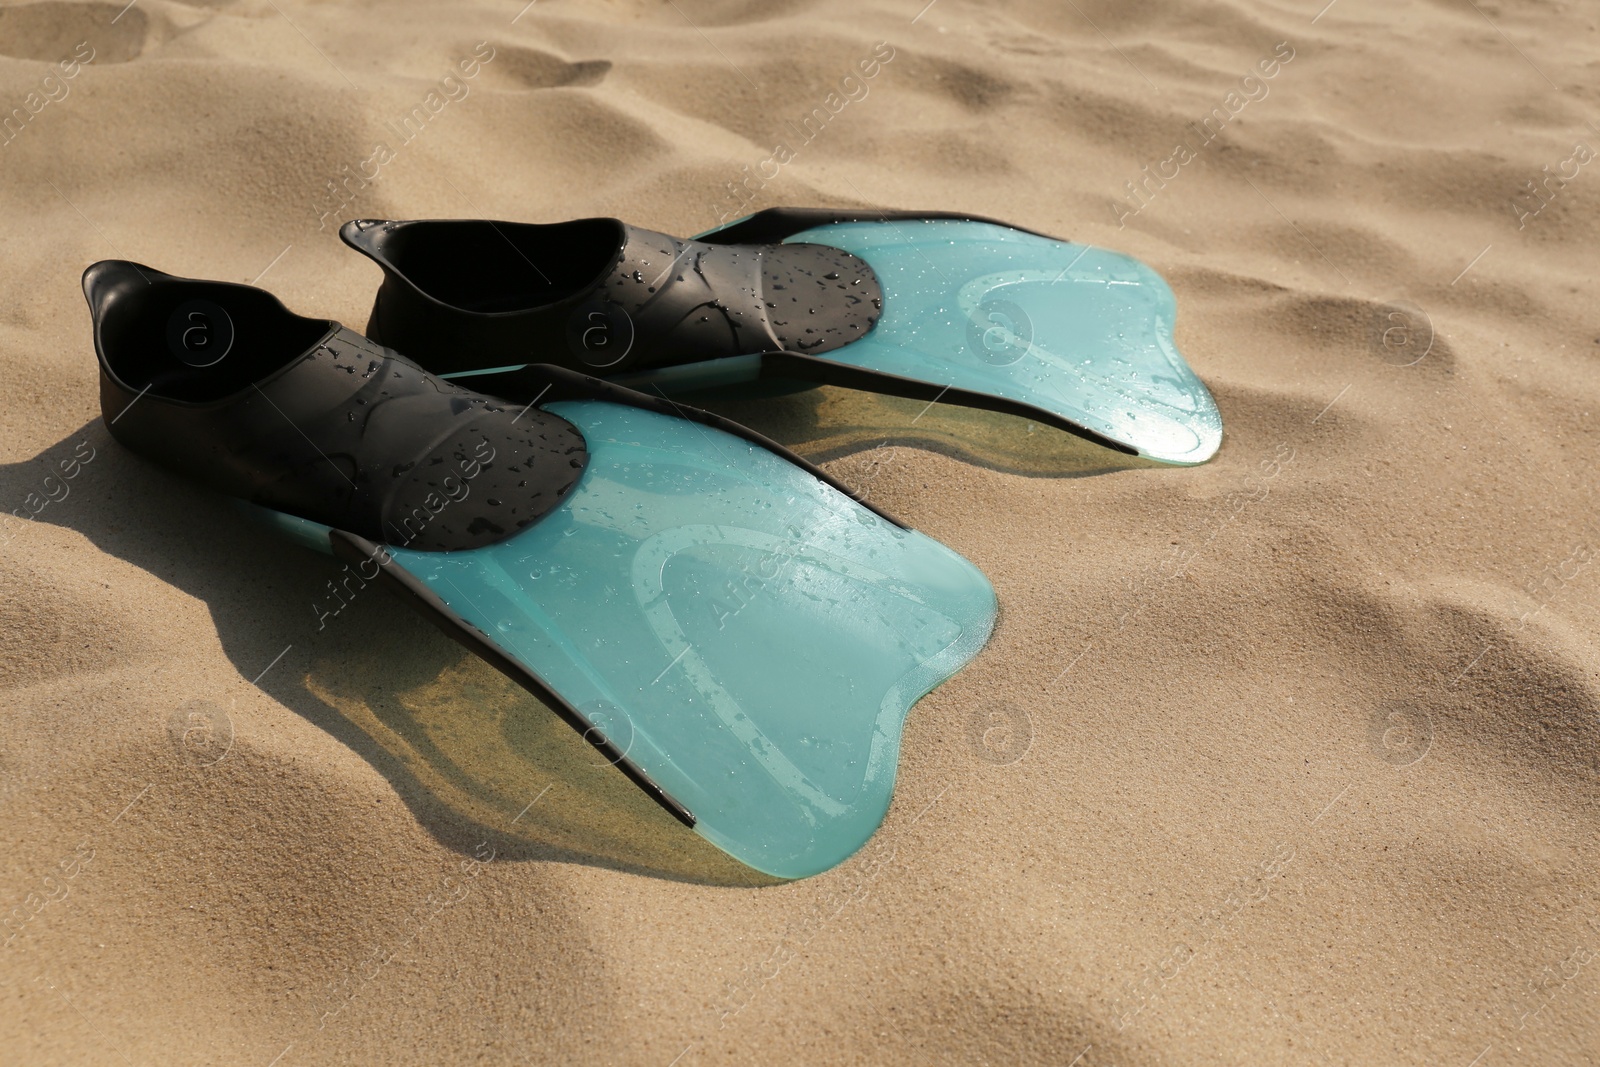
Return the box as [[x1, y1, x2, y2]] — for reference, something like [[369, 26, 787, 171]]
[[3, 0, 1599, 1062]]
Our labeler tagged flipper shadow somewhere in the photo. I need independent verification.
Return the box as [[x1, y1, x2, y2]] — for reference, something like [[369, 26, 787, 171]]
[[1, 424, 775, 887], [678, 384, 1170, 478]]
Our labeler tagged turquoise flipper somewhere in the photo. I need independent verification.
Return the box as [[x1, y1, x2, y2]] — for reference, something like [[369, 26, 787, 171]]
[[391, 401, 995, 877], [344, 401, 993, 879], [764, 220, 1220, 465], [347, 211, 1221, 464]]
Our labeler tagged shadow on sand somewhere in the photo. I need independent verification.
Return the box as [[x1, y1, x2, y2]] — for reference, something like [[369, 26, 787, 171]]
[[2, 386, 1154, 884]]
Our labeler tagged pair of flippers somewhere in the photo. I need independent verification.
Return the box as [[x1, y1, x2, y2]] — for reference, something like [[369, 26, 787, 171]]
[[84, 209, 1221, 879]]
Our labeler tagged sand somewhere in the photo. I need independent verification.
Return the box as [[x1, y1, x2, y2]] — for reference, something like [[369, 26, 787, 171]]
[[3, 0, 1600, 1063]]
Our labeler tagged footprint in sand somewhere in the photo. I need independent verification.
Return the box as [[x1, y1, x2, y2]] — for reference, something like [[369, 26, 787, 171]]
[[485, 44, 611, 90], [0, 1, 148, 64]]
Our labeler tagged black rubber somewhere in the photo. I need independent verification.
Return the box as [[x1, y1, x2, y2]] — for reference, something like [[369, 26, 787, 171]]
[[342, 216, 883, 376], [86, 260, 587, 552]]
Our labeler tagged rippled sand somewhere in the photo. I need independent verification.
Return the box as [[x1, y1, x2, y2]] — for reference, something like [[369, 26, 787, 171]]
[[2, 0, 1598, 1062]]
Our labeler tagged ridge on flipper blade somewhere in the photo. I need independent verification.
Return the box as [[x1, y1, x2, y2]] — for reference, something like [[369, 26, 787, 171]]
[[85, 259, 996, 879]]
